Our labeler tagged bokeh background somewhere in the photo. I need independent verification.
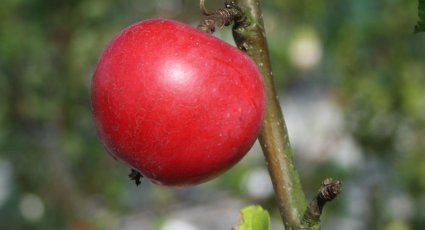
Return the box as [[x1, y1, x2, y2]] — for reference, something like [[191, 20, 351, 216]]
[[1, 0, 424, 229]]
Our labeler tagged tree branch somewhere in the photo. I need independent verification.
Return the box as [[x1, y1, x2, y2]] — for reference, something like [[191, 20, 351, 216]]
[[230, 1, 308, 229], [301, 178, 342, 228], [197, 1, 342, 229], [197, 0, 244, 34]]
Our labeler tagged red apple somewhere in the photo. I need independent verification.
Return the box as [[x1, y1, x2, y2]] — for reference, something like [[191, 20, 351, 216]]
[[92, 19, 265, 186]]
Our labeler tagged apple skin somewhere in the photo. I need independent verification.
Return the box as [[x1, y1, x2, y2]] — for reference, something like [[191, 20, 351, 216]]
[[92, 19, 265, 186]]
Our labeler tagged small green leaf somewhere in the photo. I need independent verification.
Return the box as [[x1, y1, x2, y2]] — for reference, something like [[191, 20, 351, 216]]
[[232, 205, 270, 230], [415, 0, 425, 32]]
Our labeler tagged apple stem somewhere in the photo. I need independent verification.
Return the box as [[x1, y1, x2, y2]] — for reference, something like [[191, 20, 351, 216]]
[[128, 169, 143, 186], [197, 0, 244, 34]]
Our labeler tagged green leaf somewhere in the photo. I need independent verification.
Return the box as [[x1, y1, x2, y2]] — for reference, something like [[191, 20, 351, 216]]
[[415, 0, 425, 32], [232, 205, 270, 230]]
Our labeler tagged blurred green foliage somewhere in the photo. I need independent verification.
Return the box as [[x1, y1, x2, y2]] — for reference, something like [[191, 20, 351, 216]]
[[0, 0, 424, 229], [416, 0, 424, 32], [233, 206, 270, 230]]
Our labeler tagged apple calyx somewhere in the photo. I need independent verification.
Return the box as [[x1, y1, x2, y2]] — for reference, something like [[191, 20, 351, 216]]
[[128, 169, 143, 186]]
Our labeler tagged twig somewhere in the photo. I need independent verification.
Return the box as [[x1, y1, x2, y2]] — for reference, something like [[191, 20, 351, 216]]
[[302, 178, 342, 228], [197, 0, 244, 34]]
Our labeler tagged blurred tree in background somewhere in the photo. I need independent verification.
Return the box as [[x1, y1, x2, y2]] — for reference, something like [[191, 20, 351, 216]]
[[0, 0, 424, 229]]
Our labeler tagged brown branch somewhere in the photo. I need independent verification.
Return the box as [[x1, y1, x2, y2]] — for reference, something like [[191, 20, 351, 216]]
[[302, 178, 342, 228], [197, 1, 342, 229], [231, 1, 308, 229], [197, 0, 244, 34]]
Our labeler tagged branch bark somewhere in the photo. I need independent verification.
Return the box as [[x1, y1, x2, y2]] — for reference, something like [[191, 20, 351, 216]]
[[197, 1, 342, 229], [231, 1, 308, 229], [302, 179, 342, 228]]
